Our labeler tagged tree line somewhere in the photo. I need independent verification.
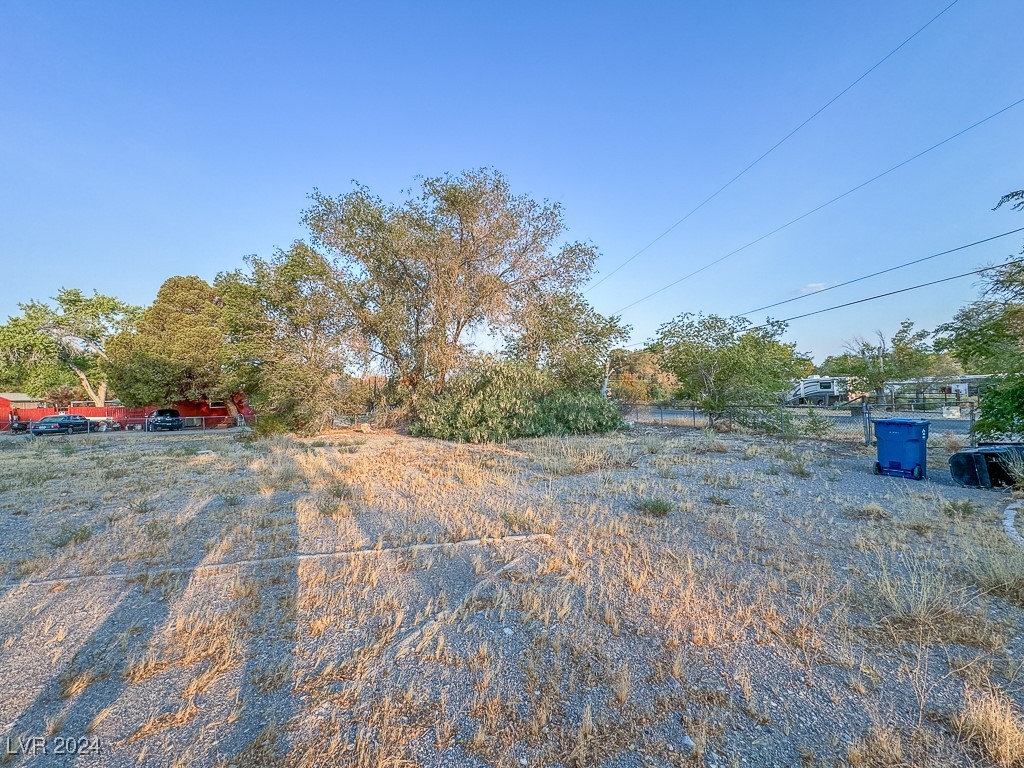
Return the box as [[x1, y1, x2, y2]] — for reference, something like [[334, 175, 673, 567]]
[[1, 171, 1022, 440]]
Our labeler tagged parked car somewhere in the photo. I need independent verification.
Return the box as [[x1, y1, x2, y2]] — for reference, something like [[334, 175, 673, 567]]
[[147, 408, 184, 431], [29, 414, 91, 435]]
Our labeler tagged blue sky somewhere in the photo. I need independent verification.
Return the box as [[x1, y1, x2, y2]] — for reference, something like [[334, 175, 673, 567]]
[[2, 1, 1022, 361]]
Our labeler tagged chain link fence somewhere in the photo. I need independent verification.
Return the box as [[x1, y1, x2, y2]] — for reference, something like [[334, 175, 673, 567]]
[[624, 400, 976, 447], [1, 414, 256, 435]]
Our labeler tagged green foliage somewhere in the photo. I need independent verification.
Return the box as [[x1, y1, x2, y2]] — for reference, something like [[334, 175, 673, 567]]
[[106, 276, 229, 406], [820, 320, 949, 396], [937, 301, 1020, 374], [250, 413, 292, 438], [0, 289, 138, 405], [801, 408, 836, 439], [653, 314, 801, 423], [303, 168, 599, 393], [973, 378, 1024, 440], [411, 358, 622, 443], [217, 243, 360, 433], [937, 189, 1024, 438], [635, 498, 672, 517], [506, 292, 629, 390]]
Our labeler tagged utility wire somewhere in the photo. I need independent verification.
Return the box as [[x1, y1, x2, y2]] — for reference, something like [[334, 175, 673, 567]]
[[746, 257, 1024, 332], [741, 227, 1024, 316], [610, 96, 1024, 315], [585, 0, 961, 293], [618, 254, 1024, 350]]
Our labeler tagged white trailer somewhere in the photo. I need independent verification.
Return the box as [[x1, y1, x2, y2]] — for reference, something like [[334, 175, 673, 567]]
[[785, 376, 848, 406]]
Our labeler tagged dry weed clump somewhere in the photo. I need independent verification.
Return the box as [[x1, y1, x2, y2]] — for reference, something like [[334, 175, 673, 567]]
[[871, 553, 1004, 649], [526, 436, 640, 476], [968, 545, 1024, 608], [847, 724, 905, 766], [942, 429, 965, 454], [847, 502, 890, 521], [954, 688, 1024, 766]]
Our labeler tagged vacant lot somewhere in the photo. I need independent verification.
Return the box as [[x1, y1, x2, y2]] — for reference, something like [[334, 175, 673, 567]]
[[1, 427, 1022, 767]]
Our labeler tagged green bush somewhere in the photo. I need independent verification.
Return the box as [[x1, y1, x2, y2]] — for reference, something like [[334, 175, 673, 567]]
[[974, 378, 1024, 441], [800, 408, 835, 439], [250, 413, 291, 438], [412, 359, 623, 443]]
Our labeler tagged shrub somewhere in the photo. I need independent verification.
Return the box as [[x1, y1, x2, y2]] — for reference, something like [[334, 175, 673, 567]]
[[635, 498, 672, 517], [974, 379, 1024, 441], [52, 524, 93, 548], [955, 688, 1024, 766], [800, 407, 835, 439], [412, 359, 622, 443], [250, 413, 291, 438]]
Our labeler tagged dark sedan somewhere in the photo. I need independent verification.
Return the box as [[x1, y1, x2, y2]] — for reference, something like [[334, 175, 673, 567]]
[[30, 415, 91, 436], [147, 408, 184, 431]]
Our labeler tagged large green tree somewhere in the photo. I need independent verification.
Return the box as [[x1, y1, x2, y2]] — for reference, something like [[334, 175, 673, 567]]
[[505, 292, 629, 390], [818, 320, 957, 398], [652, 314, 802, 424], [106, 276, 233, 407], [936, 188, 1024, 437], [302, 168, 598, 395], [606, 348, 678, 404], [0, 289, 138, 405], [217, 242, 360, 431]]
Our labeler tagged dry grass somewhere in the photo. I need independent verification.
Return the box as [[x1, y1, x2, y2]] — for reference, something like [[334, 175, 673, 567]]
[[955, 688, 1024, 766], [525, 435, 641, 475], [0, 427, 1018, 768], [872, 553, 1005, 649], [967, 539, 1024, 607], [847, 724, 905, 766]]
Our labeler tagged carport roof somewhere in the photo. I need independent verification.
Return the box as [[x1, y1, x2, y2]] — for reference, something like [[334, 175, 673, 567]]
[[0, 392, 40, 402]]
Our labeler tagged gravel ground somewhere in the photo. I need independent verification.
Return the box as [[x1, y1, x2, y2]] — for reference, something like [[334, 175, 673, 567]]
[[0, 426, 1021, 767]]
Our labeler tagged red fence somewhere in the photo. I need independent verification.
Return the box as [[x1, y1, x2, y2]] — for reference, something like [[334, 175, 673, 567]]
[[0, 404, 247, 432]]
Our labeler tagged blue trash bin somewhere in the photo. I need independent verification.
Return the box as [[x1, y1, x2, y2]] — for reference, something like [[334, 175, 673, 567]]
[[871, 418, 929, 480]]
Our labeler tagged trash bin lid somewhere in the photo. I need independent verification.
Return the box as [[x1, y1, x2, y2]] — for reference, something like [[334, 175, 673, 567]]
[[870, 418, 930, 425]]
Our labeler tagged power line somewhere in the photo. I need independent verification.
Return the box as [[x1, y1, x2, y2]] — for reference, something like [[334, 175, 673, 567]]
[[617, 253, 1024, 351], [610, 96, 1024, 315], [585, 0, 961, 293], [746, 257, 1024, 331], [741, 227, 1024, 316]]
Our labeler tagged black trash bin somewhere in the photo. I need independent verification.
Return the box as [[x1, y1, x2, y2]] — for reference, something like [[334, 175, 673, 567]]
[[949, 443, 1024, 488]]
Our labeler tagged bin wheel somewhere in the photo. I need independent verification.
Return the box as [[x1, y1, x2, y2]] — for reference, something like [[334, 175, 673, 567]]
[[872, 462, 881, 475], [912, 465, 923, 481]]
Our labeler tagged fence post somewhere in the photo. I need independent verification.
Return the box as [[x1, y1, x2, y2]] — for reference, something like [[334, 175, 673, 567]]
[[692, 406, 696, 429], [202, 416, 206, 432], [862, 401, 871, 446], [969, 401, 976, 447]]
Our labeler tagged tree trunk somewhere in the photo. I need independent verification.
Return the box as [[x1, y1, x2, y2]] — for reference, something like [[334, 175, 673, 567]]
[[68, 364, 104, 407]]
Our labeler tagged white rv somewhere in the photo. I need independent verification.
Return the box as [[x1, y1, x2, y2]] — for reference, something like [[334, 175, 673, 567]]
[[786, 376, 848, 406]]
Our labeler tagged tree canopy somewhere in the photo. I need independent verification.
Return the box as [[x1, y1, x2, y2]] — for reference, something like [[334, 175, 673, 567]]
[[0, 289, 138, 405], [217, 242, 361, 431], [302, 168, 599, 394], [505, 292, 629, 391], [936, 189, 1024, 437], [106, 276, 231, 407], [652, 314, 802, 422], [818, 320, 956, 397]]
